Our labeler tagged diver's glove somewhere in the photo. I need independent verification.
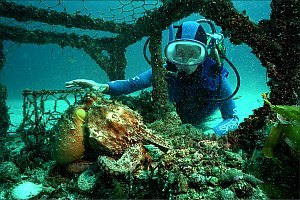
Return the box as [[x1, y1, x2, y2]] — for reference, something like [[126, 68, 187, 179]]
[[65, 79, 109, 93], [212, 116, 239, 136]]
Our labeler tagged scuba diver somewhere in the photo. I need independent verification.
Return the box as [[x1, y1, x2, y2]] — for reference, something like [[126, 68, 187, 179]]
[[65, 21, 239, 136]]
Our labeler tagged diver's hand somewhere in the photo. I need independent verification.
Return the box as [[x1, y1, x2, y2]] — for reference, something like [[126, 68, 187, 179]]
[[65, 79, 109, 93]]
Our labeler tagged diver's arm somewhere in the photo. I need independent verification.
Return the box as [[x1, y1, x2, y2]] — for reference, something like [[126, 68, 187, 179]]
[[212, 78, 239, 136], [106, 69, 153, 96]]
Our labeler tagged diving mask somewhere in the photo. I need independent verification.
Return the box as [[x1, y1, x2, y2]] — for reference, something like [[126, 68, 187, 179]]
[[164, 39, 207, 66]]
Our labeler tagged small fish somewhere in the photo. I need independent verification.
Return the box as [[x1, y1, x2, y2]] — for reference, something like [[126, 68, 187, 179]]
[[67, 57, 77, 64], [233, 95, 242, 100]]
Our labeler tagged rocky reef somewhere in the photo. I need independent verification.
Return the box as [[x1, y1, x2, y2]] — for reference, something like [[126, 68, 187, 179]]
[[1, 90, 297, 199], [0, 0, 299, 198], [0, 93, 267, 199]]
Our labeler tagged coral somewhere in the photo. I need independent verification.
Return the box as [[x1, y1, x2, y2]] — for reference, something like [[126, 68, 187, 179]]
[[0, 162, 20, 182], [1, 0, 298, 198], [112, 91, 179, 124], [218, 168, 263, 187], [0, 93, 270, 200], [0, 84, 10, 137], [77, 168, 100, 192], [220, 188, 235, 199], [246, 148, 299, 199], [11, 182, 43, 199], [148, 123, 205, 149], [66, 161, 94, 174], [109, 179, 129, 199], [227, 105, 270, 153], [156, 141, 266, 199]]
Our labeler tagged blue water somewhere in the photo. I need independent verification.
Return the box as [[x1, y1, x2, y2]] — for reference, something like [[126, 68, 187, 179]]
[[1, 1, 271, 126]]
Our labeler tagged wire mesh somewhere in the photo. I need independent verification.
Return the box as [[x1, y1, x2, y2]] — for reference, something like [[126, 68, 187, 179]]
[[20, 0, 162, 23], [18, 88, 87, 147], [104, 0, 161, 23]]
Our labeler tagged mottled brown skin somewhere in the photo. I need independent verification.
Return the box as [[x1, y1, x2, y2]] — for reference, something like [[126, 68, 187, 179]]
[[52, 93, 169, 175], [85, 94, 170, 175]]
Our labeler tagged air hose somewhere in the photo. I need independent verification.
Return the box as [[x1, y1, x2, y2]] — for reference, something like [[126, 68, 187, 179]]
[[143, 37, 151, 65], [209, 54, 241, 101]]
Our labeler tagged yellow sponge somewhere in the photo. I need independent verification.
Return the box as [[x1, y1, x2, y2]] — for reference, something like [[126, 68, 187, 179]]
[[76, 108, 86, 122]]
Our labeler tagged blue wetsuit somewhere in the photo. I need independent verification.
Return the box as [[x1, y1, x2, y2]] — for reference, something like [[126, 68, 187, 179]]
[[106, 58, 238, 136]]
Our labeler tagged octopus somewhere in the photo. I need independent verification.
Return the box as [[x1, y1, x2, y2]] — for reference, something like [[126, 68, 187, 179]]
[[52, 92, 170, 176]]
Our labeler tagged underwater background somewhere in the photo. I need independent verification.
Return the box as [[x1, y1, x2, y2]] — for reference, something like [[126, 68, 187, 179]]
[[2, 1, 270, 132], [1, 0, 299, 199]]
